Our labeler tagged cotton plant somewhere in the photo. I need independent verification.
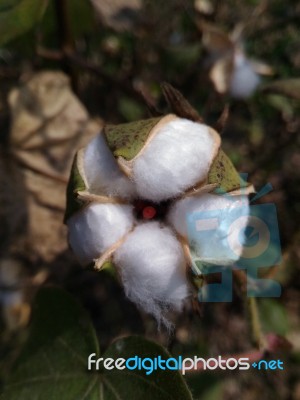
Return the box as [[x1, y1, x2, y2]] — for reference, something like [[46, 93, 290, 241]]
[[200, 22, 273, 99], [65, 84, 254, 328]]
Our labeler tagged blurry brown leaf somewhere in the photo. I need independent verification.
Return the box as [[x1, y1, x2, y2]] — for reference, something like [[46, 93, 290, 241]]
[[6, 71, 102, 262], [199, 22, 235, 94], [200, 21, 234, 55], [90, 0, 141, 31], [194, 0, 214, 16], [161, 82, 203, 122], [263, 79, 300, 100], [249, 59, 274, 76], [209, 54, 233, 94], [0, 258, 30, 331]]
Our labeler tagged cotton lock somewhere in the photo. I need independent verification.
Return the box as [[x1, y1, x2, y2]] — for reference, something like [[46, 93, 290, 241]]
[[114, 222, 189, 329], [68, 203, 134, 265], [168, 193, 249, 265], [132, 118, 218, 202], [84, 134, 136, 200]]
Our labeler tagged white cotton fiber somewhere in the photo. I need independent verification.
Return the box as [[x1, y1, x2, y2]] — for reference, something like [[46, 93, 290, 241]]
[[68, 203, 134, 266], [114, 222, 190, 328], [229, 52, 260, 99], [84, 133, 136, 199], [167, 193, 249, 265], [132, 119, 218, 202]]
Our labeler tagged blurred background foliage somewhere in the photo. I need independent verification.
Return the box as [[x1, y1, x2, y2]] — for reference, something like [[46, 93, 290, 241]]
[[0, 0, 300, 399]]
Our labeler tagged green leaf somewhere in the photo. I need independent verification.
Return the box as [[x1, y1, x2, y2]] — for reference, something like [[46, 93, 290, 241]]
[[259, 299, 289, 336], [0, 0, 49, 46], [41, 0, 95, 42], [1, 287, 193, 400], [266, 94, 295, 118], [0, 287, 99, 400], [208, 149, 249, 193], [263, 79, 300, 100], [64, 152, 87, 223], [103, 337, 193, 400], [104, 117, 163, 161]]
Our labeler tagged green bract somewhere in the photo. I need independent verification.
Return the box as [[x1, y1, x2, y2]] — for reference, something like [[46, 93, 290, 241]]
[[104, 116, 163, 160]]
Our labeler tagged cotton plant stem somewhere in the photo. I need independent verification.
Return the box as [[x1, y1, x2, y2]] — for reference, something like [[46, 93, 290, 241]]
[[232, 269, 266, 350], [248, 297, 266, 350]]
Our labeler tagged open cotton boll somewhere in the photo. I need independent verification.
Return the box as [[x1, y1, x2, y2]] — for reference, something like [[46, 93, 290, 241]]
[[68, 203, 134, 266], [132, 118, 218, 202], [114, 222, 190, 328], [84, 133, 136, 199], [167, 193, 249, 265], [229, 52, 260, 99]]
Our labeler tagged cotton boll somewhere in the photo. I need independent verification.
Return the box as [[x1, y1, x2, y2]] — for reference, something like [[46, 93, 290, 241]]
[[229, 52, 260, 99], [84, 133, 136, 199], [114, 222, 190, 328], [68, 203, 134, 266], [167, 193, 249, 265], [132, 119, 218, 202]]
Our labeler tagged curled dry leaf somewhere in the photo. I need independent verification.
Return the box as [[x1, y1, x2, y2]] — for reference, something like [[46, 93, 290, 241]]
[[91, 0, 142, 32], [5, 71, 102, 262]]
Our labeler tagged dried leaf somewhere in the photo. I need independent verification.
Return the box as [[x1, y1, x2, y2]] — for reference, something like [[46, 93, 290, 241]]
[[249, 59, 274, 76], [213, 104, 229, 133], [0, 258, 30, 331], [91, 0, 141, 32], [209, 54, 234, 94], [194, 0, 214, 15], [6, 71, 102, 262], [161, 82, 203, 122], [262, 79, 300, 100], [200, 22, 234, 55]]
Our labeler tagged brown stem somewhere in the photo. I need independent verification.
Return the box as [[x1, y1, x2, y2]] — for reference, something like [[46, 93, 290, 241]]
[[37, 46, 146, 105], [54, 0, 78, 91]]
